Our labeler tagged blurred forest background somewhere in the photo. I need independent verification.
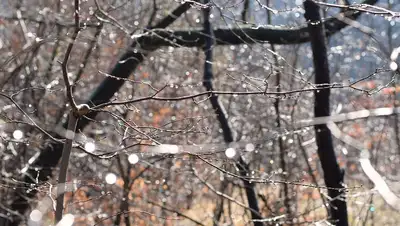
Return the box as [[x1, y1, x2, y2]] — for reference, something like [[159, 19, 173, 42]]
[[0, 0, 400, 225]]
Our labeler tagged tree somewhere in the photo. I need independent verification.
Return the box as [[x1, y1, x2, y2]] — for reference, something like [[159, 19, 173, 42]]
[[304, 1, 347, 225]]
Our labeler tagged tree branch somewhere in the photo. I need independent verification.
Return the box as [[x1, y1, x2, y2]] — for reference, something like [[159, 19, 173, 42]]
[[137, 0, 377, 47]]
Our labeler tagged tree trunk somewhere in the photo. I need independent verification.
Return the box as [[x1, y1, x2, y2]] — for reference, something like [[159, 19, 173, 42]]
[[304, 1, 348, 225], [202, 1, 262, 225]]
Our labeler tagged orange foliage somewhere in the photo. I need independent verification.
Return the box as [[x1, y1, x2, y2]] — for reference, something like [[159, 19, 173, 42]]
[[142, 72, 149, 78], [116, 177, 124, 188], [348, 123, 364, 138], [349, 163, 357, 172], [174, 160, 182, 168], [311, 190, 320, 200], [152, 107, 172, 126]]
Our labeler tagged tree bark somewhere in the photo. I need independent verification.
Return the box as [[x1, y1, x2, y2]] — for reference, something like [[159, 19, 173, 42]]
[[55, 112, 78, 223], [304, 1, 348, 225]]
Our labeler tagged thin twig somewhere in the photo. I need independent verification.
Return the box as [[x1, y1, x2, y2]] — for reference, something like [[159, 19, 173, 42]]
[[92, 83, 348, 109], [59, 0, 81, 111]]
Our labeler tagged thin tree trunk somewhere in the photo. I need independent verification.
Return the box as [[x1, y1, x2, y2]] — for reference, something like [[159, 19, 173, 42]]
[[265, 0, 291, 218], [303, 1, 348, 225], [202, 1, 262, 225], [55, 112, 78, 223], [212, 179, 228, 226]]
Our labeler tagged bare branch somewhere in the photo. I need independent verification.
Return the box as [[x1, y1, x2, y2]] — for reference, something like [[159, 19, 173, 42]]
[[60, 0, 81, 111]]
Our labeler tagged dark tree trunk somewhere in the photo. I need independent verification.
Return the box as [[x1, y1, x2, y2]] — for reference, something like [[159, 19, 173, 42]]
[[202, 1, 262, 225], [303, 1, 348, 225]]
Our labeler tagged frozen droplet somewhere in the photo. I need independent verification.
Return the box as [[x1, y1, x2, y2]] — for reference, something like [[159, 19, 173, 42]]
[[128, 154, 139, 164], [390, 61, 398, 71], [35, 37, 43, 42], [245, 143, 255, 152], [13, 130, 23, 140], [84, 142, 95, 153], [29, 209, 42, 222], [390, 47, 400, 61], [342, 147, 348, 155], [105, 173, 117, 184], [109, 32, 116, 40], [225, 148, 236, 158]]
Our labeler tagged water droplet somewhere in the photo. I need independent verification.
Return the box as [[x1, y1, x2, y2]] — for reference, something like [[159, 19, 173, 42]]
[[13, 130, 23, 140], [29, 209, 42, 222], [128, 154, 139, 164], [225, 148, 236, 158], [390, 61, 398, 71], [105, 173, 117, 184], [245, 143, 255, 152], [84, 142, 96, 153]]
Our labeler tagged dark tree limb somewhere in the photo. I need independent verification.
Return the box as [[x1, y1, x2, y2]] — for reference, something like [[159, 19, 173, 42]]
[[202, 1, 262, 225], [304, 1, 348, 225], [139, 0, 377, 47], [241, 0, 250, 22]]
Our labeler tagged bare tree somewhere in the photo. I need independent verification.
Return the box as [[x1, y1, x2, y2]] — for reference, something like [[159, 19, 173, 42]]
[[1, 0, 399, 226]]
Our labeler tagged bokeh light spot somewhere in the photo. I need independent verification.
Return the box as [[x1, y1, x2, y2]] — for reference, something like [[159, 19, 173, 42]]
[[225, 148, 236, 158], [13, 130, 23, 140], [29, 209, 42, 222], [105, 173, 117, 184], [128, 154, 139, 164], [84, 142, 96, 153]]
